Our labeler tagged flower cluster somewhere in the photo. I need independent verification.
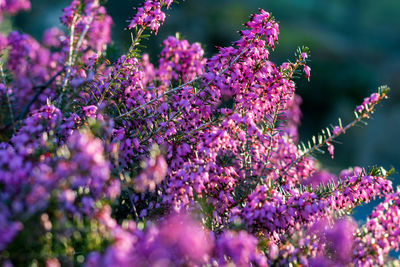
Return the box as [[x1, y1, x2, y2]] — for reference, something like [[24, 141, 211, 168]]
[[239, 170, 392, 235], [0, 0, 30, 20], [353, 189, 400, 266], [355, 91, 386, 115], [5, 30, 62, 110], [86, 211, 267, 267], [128, 0, 173, 33], [0, 0, 396, 266], [61, 0, 112, 53], [158, 36, 206, 86]]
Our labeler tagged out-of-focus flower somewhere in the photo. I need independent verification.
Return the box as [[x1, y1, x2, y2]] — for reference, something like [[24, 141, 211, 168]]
[[134, 149, 167, 192]]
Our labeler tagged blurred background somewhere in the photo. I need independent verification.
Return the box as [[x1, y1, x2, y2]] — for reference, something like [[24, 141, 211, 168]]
[[10, 0, 400, 222]]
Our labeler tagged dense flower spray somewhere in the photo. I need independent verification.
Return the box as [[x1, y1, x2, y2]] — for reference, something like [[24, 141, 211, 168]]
[[0, 0, 396, 266]]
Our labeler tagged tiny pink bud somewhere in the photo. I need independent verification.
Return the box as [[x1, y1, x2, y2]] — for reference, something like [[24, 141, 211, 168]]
[[332, 126, 341, 135], [327, 142, 334, 159]]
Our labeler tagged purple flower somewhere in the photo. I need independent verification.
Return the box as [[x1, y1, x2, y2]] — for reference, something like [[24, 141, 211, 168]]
[[327, 218, 357, 264], [214, 230, 267, 266], [0, 0, 30, 15], [87, 213, 213, 266]]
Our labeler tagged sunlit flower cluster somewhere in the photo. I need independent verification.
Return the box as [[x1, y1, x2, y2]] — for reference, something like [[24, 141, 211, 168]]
[[0, 0, 395, 266]]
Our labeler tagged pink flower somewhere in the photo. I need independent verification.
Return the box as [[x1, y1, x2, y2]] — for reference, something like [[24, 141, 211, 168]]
[[128, 0, 170, 34], [327, 142, 334, 158], [303, 65, 311, 80]]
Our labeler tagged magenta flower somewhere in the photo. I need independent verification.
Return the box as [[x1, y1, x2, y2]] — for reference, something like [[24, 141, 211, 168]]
[[304, 65, 311, 80], [128, 0, 172, 33]]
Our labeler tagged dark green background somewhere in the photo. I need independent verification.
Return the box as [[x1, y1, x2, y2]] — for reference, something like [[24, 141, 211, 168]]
[[11, 0, 400, 223]]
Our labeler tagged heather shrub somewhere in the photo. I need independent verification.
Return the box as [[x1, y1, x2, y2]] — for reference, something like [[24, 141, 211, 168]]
[[0, 0, 397, 266]]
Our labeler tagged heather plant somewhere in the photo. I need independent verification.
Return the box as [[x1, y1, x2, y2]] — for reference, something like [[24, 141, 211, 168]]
[[0, 0, 397, 266]]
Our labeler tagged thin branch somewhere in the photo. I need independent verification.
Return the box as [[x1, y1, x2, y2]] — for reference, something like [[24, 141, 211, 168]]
[[183, 116, 223, 137], [57, 15, 78, 107], [1, 68, 65, 130], [0, 63, 15, 133], [72, 21, 92, 65], [18, 69, 65, 120], [57, 14, 95, 107]]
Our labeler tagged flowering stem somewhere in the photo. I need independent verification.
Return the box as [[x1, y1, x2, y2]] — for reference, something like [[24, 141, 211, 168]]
[[278, 90, 388, 183], [181, 110, 235, 140], [279, 118, 362, 182], [58, 15, 95, 108], [118, 45, 249, 120], [98, 27, 145, 106], [73, 22, 92, 65], [264, 100, 283, 166], [137, 47, 249, 145], [117, 75, 202, 119]]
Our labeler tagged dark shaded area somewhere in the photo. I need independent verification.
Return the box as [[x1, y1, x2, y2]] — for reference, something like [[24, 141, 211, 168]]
[[13, 0, 400, 222]]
